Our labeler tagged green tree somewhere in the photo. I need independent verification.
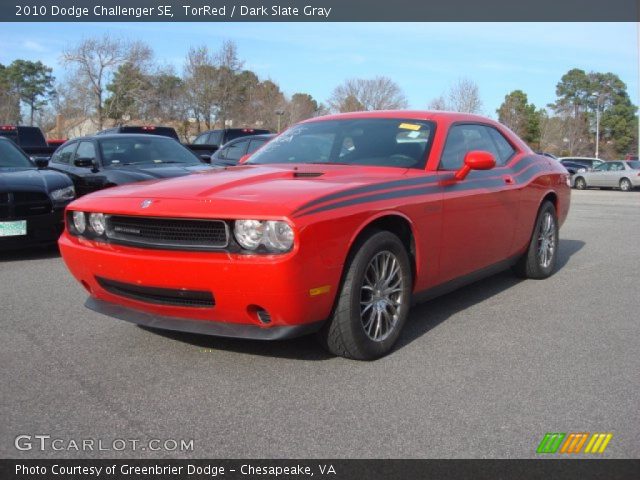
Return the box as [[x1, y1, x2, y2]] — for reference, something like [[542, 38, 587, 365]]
[[552, 68, 637, 157], [497, 90, 540, 147], [149, 72, 184, 121], [554, 68, 591, 118], [587, 72, 637, 157], [104, 62, 152, 122], [287, 93, 320, 124], [6, 60, 55, 125], [0, 63, 21, 123]]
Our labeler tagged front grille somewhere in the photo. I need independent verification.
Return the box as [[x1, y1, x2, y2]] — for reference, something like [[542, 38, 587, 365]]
[[13, 192, 52, 217], [96, 277, 215, 308], [105, 216, 229, 250], [0, 191, 52, 219]]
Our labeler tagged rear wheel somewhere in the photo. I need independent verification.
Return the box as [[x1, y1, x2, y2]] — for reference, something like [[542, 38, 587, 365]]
[[620, 178, 632, 192], [318, 230, 412, 360], [513, 201, 559, 279], [574, 177, 587, 190]]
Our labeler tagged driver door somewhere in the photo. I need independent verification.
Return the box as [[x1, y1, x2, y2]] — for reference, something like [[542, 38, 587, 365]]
[[437, 123, 522, 282]]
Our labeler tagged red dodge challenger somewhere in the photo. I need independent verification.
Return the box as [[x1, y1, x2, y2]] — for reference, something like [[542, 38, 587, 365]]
[[59, 111, 571, 359]]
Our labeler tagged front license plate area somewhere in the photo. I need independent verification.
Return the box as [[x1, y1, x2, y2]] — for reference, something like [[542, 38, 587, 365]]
[[0, 220, 27, 237]]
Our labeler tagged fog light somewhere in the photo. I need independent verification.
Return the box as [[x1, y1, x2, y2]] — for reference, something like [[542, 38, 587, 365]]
[[256, 309, 272, 324], [89, 213, 106, 236], [72, 211, 86, 234]]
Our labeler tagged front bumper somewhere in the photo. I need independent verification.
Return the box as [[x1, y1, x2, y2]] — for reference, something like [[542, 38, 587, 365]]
[[86, 297, 323, 340], [59, 231, 341, 335], [0, 209, 64, 250]]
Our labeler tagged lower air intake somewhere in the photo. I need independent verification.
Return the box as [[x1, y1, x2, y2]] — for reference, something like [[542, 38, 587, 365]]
[[96, 277, 215, 308]]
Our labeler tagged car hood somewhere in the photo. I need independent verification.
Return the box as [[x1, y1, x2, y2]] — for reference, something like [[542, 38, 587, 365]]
[[0, 167, 72, 193], [69, 164, 413, 218]]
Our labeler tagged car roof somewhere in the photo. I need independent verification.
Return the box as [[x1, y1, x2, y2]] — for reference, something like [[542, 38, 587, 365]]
[[558, 156, 600, 160], [73, 133, 178, 141], [230, 134, 275, 141], [300, 110, 496, 124], [199, 128, 271, 133]]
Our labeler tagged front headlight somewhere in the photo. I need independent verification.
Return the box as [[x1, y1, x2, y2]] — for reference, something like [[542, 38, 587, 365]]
[[72, 211, 86, 234], [234, 220, 294, 252], [51, 185, 75, 202], [89, 213, 106, 236]]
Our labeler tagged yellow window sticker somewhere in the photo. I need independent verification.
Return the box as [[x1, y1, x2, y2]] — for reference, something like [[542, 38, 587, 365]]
[[398, 122, 421, 131]]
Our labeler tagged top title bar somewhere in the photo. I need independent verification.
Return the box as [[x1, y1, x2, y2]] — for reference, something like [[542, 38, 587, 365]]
[[1, 0, 639, 22]]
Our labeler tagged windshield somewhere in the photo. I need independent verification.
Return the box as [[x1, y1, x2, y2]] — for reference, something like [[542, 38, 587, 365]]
[[247, 119, 434, 169], [626, 161, 640, 169], [98, 137, 201, 166], [0, 140, 33, 169]]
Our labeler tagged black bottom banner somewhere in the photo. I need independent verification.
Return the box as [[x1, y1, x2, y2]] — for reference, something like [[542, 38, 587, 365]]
[[2, 459, 640, 480]]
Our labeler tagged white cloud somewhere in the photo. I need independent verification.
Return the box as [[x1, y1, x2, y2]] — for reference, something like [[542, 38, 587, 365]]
[[23, 40, 47, 52]]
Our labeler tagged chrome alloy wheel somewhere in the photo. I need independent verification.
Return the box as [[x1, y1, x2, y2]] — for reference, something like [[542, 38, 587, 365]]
[[620, 178, 631, 191], [360, 251, 405, 342], [537, 212, 556, 269]]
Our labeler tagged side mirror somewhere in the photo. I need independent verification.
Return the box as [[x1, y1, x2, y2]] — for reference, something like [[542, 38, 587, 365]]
[[199, 154, 211, 163], [74, 157, 95, 168], [238, 154, 251, 164], [454, 150, 496, 180], [33, 157, 49, 169]]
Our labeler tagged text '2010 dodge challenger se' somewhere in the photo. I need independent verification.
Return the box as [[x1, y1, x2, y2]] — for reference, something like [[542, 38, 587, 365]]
[[59, 111, 571, 359]]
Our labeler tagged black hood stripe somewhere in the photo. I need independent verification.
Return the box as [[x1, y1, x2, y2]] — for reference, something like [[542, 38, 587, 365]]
[[293, 155, 539, 215], [296, 161, 546, 217]]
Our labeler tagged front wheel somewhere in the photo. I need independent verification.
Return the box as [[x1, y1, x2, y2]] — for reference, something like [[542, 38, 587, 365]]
[[318, 230, 412, 360], [513, 201, 559, 279], [620, 178, 632, 192]]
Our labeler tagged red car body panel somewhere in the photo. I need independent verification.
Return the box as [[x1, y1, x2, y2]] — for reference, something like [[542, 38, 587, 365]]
[[59, 111, 570, 338]]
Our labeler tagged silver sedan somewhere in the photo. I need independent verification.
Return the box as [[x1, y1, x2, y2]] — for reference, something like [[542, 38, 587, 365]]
[[573, 160, 640, 191]]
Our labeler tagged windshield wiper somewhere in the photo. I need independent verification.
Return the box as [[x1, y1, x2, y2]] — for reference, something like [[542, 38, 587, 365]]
[[307, 161, 350, 165]]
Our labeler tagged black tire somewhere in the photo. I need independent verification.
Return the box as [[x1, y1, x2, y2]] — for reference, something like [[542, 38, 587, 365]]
[[317, 230, 412, 360], [512, 201, 559, 279], [620, 178, 632, 192], [574, 177, 587, 190]]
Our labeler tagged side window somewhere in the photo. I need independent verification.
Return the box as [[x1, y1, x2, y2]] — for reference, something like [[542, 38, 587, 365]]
[[610, 162, 624, 171], [593, 163, 608, 172], [193, 133, 208, 145], [247, 139, 266, 154], [224, 140, 249, 161], [485, 127, 515, 165], [208, 131, 223, 145], [51, 143, 77, 164], [440, 124, 498, 170], [75, 142, 96, 160]]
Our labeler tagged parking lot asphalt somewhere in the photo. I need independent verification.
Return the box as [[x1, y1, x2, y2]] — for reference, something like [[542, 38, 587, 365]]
[[1, 189, 638, 459]]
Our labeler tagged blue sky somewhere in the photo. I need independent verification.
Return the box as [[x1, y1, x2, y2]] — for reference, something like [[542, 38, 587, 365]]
[[0, 22, 637, 117]]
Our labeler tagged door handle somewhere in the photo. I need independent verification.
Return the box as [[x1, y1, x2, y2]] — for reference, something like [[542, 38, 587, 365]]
[[503, 175, 514, 185]]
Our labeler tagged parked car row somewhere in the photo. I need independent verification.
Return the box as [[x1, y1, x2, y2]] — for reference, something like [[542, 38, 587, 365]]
[[555, 156, 640, 191], [572, 160, 640, 191], [94, 124, 273, 164], [1, 124, 276, 250]]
